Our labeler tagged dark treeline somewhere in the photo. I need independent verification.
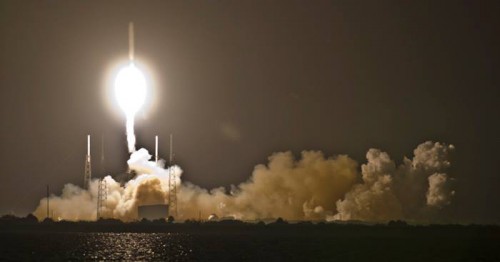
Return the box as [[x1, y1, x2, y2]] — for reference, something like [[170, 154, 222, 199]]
[[0, 214, 499, 238]]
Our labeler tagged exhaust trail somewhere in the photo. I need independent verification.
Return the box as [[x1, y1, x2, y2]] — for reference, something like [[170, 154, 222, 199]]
[[125, 114, 136, 152]]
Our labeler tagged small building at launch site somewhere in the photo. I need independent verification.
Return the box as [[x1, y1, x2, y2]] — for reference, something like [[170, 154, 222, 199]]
[[138, 204, 169, 220]]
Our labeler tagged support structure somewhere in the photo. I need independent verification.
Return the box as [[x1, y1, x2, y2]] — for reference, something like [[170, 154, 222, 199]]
[[155, 135, 159, 163], [97, 178, 107, 220], [168, 134, 177, 218], [84, 135, 91, 190]]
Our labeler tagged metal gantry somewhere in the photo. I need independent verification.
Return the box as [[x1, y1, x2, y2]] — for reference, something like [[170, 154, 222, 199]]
[[97, 178, 107, 220], [168, 134, 177, 218], [84, 135, 91, 190]]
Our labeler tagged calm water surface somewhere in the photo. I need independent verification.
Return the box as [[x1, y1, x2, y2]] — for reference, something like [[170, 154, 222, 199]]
[[0, 231, 498, 261]]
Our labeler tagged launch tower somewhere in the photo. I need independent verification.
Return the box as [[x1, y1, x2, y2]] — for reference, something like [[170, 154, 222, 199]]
[[84, 135, 91, 190], [97, 178, 107, 219], [168, 134, 177, 218]]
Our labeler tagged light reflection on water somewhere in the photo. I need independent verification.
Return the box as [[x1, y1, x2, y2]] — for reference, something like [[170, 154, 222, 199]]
[[0, 230, 497, 261], [78, 233, 193, 261], [0, 232, 195, 261]]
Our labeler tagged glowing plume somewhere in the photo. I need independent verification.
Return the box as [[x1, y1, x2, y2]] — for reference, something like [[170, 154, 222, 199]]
[[114, 63, 147, 152]]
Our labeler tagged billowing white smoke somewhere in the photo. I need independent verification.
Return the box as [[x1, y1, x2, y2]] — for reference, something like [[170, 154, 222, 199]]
[[333, 142, 455, 221], [177, 151, 358, 221], [33, 149, 181, 221], [33, 141, 455, 222]]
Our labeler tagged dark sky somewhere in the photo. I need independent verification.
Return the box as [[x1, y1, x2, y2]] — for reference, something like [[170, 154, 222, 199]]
[[0, 0, 498, 223]]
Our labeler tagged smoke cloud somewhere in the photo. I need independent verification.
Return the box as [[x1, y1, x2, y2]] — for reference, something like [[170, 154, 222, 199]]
[[34, 141, 455, 222]]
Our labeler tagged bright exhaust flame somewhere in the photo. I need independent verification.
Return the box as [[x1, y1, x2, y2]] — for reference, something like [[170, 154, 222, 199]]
[[114, 62, 147, 152]]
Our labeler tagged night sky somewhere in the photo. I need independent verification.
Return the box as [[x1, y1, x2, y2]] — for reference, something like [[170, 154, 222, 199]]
[[0, 1, 498, 223]]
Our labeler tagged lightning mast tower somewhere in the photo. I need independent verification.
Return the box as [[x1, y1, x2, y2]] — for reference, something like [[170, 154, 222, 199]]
[[168, 134, 177, 218], [155, 135, 159, 163], [84, 135, 91, 190]]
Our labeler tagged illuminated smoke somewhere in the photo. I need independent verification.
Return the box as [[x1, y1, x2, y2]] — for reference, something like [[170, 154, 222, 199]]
[[333, 142, 455, 222], [34, 149, 181, 221], [33, 141, 455, 222], [427, 173, 455, 207]]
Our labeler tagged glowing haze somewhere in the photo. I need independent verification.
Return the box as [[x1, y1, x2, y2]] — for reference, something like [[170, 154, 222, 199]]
[[114, 62, 147, 152]]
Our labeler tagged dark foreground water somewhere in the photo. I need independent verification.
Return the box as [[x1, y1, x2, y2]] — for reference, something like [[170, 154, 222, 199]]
[[0, 231, 499, 261]]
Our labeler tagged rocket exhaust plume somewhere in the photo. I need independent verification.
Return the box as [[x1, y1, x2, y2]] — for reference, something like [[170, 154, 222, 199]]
[[125, 115, 136, 152], [33, 141, 455, 223], [114, 22, 147, 152]]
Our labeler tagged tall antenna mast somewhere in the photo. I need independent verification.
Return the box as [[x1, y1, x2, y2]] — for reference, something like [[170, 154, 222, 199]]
[[155, 135, 159, 163], [84, 135, 92, 190], [168, 134, 177, 218], [129, 22, 134, 61]]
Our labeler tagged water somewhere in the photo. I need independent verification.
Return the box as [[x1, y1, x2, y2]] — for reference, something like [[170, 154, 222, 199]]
[[0, 231, 498, 261]]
